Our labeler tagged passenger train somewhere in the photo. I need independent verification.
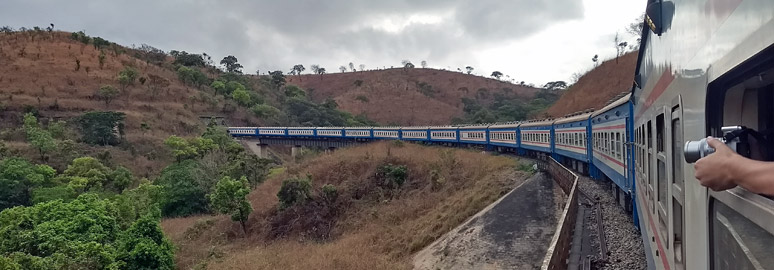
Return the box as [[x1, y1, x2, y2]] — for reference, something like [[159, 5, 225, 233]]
[[229, 0, 774, 269]]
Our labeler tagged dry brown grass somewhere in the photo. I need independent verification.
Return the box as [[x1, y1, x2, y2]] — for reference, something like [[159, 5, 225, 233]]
[[545, 52, 639, 117], [287, 68, 540, 125], [163, 142, 532, 270], [0, 31, 263, 175]]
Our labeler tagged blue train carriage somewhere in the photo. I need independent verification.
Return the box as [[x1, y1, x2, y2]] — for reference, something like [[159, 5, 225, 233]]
[[256, 126, 287, 137], [286, 126, 316, 138], [552, 112, 593, 175], [590, 93, 634, 211], [227, 126, 258, 137], [316, 127, 344, 138], [429, 126, 459, 145], [458, 124, 489, 146], [487, 122, 519, 152], [400, 126, 430, 142], [372, 127, 401, 140], [344, 127, 373, 140], [519, 119, 554, 159]]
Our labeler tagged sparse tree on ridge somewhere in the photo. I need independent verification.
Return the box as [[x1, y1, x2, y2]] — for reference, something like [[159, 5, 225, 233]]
[[592, 54, 599, 67], [421, 60, 427, 68], [220, 55, 243, 73], [491, 71, 503, 80], [317, 67, 326, 80], [543, 81, 568, 91], [339, 66, 347, 73], [292, 64, 305, 75], [614, 33, 628, 63], [349, 62, 355, 72], [359, 64, 365, 72], [465, 66, 474, 74], [310, 64, 320, 74]]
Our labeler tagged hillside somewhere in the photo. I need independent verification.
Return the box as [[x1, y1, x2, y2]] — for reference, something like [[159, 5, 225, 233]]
[[288, 69, 541, 125], [544, 52, 638, 117], [163, 142, 534, 269]]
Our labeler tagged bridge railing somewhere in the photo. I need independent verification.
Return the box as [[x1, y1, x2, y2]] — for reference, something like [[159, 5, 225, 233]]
[[538, 157, 579, 270]]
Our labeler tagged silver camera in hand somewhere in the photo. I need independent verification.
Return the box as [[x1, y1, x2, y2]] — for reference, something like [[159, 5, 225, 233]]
[[684, 126, 746, 164]]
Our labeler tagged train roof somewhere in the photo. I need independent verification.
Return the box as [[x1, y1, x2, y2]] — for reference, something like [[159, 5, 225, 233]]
[[592, 93, 631, 117], [520, 119, 555, 127], [315, 127, 344, 129], [488, 122, 521, 129], [458, 124, 490, 130], [401, 126, 430, 130], [344, 127, 373, 130], [429, 126, 457, 130], [554, 112, 593, 124], [372, 127, 401, 130]]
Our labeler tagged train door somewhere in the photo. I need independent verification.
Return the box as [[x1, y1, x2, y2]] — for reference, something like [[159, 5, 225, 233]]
[[670, 98, 685, 270], [702, 46, 774, 269]]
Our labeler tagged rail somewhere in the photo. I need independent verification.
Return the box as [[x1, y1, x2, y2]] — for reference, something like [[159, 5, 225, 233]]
[[538, 157, 579, 270]]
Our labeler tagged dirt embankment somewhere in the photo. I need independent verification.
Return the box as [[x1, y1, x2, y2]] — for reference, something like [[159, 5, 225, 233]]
[[287, 68, 540, 125], [545, 52, 638, 117], [162, 142, 534, 270]]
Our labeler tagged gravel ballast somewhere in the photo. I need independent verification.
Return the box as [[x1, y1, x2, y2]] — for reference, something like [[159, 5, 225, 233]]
[[577, 176, 647, 270]]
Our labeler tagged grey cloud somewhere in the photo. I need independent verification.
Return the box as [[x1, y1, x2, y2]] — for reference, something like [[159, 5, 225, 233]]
[[0, 0, 583, 77]]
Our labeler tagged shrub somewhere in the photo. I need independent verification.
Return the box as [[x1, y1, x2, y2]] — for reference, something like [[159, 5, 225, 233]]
[[321, 184, 338, 204], [277, 176, 312, 209], [355, 95, 369, 103], [209, 176, 252, 234], [377, 164, 408, 189], [251, 104, 280, 118]]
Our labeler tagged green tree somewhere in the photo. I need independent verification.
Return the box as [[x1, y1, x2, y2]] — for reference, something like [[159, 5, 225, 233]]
[[491, 71, 503, 79], [164, 136, 198, 161], [62, 157, 112, 192], [231, 87, 251, 106], [110, 166, 133, 193], [116, 213, 175, 270], [269, 71, 286, 89], [465, 66, 474, 74], [117, 67, 139, 92], [0, 194, 122, 269], [220, 55, 243, 73], [23, 113, 57, 161], [251, 104, 280, 118], [47, 120, 67, 139], [96, 85, 119, 107], [77, 111, 125, 146], [171, 51, 205, 67], [222, 153, 272, 188], [284, 85, 306, 98], [277, 176, 312, 209], [210, 80, 226, 95], [114, 181, 164, 229], [156, 160, 209, 217], [209, 176, 252, 234], [0, 158, 56, 210]]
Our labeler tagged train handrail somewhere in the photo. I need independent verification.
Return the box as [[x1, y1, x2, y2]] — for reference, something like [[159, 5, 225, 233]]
[[539, 157, 579, 270]]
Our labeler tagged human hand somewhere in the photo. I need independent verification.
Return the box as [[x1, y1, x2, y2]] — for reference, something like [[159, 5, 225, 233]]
[[694, 137, 739, 191]]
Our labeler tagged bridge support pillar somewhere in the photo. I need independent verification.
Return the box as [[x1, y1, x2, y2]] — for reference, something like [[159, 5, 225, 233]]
[[240, 140, 269, 158]]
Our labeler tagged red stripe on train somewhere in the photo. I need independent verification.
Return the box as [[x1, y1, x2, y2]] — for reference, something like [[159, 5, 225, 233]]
[[636, 68, 675, 120]]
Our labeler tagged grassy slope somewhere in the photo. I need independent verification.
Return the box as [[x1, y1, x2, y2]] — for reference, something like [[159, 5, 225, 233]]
[[288, 68, 540, 125], [544, 52, 638, 117], [0, 31, 262, 175], [162, 142, 532, 269]]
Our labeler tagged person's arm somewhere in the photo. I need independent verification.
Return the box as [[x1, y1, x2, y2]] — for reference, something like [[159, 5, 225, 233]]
[[695, 137, 774, 196]]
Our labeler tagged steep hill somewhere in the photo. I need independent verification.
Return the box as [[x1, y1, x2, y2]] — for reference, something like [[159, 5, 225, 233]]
[[287, 69, 540, 125], [544, 52, 638, 117]]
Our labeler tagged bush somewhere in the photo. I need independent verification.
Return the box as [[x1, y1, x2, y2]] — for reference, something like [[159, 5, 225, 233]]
[[277, 176, 312, 209], [377, 164, 408, 189], [321, 184, 338, 204], [251, 104, 280, 118]]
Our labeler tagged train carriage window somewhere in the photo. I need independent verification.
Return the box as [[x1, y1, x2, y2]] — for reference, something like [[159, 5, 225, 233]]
[[616, 133, 622, 160], [710, 199, 774, 270]]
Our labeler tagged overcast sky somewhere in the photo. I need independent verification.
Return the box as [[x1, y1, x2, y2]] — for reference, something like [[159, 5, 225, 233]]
[[1, 0, 644, 85]]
